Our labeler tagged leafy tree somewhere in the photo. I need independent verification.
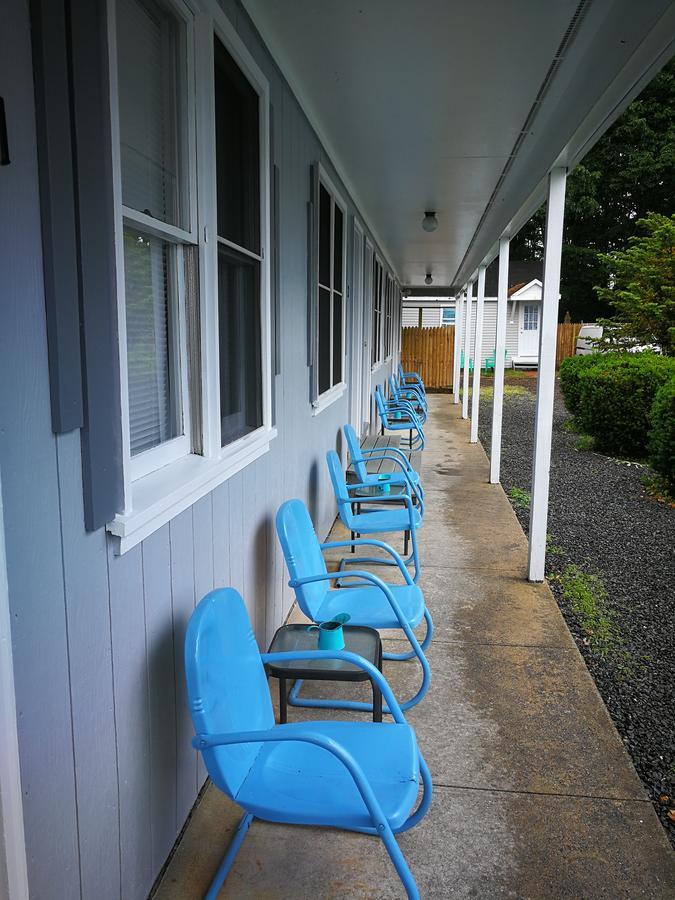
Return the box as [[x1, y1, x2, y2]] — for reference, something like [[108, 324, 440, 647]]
[[511, 58, 675, 322], [594, 212, 675, 355]]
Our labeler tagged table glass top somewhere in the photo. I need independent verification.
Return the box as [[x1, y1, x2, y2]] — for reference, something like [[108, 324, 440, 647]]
[[267, 624, 380, 673]]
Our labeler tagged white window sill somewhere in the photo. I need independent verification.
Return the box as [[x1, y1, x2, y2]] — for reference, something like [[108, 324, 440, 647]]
[[107, 427, 277, 554], [311, 382, 346, 416], [371, 361, 385, 373]]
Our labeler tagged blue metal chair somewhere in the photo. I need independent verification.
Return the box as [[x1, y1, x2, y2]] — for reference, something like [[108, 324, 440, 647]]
[[276, 499, 432, 711], [398, 362, 426, 397], [375, 385, 425, 451], [389, 375, 427, 422], [343, 423, 424, 512], [186, 587, 433, 900], [326, 449, 422, 582]]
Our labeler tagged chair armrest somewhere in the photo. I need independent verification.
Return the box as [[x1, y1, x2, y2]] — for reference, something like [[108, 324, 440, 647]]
[[321, 538, 414, 583], [346, 492, 417, 518], [288, 569, 416, 649], [360, 446, 413, 468], [261, 649, 405, 722]]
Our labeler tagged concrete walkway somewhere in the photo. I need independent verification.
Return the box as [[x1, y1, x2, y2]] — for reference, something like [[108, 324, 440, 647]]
[[155, 395, 675, 899]]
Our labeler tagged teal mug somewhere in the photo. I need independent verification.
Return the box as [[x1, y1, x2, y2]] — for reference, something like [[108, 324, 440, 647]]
[[378, 473, 391, 494], [394, 409, 402, 420], [308, 613, 350, 650]]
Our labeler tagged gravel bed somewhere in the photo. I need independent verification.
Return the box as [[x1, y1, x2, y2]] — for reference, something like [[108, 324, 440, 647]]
[[475, 375, 675, 845]]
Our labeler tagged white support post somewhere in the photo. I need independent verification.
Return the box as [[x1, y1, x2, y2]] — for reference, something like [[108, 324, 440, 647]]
[[528, 167, 567, 582], [461, 282, 473, 419], [490, 236, 510, 482], [469, 266, 486, 443], [452, 294, 462, 403]]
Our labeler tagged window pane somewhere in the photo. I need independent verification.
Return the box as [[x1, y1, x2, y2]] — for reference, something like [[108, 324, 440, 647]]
[[333, 205, 343, 291], [332, 293, 342, 385], [124, 227, 182, 455], [217, 246, 262, 446], [214, 37, 260, 253], [318, 286, 331, 394], [117, 0, 186, 228], [318, 184, 331, 287]]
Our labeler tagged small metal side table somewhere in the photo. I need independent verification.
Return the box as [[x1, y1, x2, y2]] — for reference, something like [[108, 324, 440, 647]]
[[266, 624, 383, 723]]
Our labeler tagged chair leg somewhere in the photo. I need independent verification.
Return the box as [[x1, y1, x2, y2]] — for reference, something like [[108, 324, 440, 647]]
[[205, 811, 254, 900], [384, 609, 433, 661], [379, 822, 420, 899]]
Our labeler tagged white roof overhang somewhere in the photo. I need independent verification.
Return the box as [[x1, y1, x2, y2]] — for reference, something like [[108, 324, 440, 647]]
[[242, 0, 675, 292]]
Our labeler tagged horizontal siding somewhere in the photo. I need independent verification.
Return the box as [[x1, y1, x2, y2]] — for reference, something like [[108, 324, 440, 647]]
[[0, 1, 401, 898], [464, 300, 520, 365]]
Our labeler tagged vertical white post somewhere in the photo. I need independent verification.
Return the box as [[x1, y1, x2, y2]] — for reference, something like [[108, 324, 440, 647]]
[[469, 266, 486, 443], [490, 236, 510, 482], [461, 282, 473, 419], [452, 294, 462, 403], [528, 167, 567, 582]]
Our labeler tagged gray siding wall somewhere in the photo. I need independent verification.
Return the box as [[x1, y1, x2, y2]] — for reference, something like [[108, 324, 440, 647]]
[[0, 2, 397, 897]]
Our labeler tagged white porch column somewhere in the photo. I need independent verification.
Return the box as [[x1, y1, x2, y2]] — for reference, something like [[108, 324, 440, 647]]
[[490, 236, 510, 482], [452, 294, 462, 403], [528, 167, 567, 582], [469, 265, 486, 443], [461, 282, 473, 419]]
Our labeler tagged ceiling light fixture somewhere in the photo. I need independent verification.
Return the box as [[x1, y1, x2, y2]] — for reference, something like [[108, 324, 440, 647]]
[[424, 273, 433, 285], [422, 211, 438, 232]]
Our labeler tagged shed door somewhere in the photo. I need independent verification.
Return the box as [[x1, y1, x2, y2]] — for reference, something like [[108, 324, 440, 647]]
[[519, 302, 540, 357]]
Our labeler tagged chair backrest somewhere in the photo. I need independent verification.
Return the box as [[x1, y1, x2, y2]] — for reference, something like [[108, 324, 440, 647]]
[[325, 450, 355, 527], [276, 498, 331, 619], [374, 385, 389, 425], [343, 423, 369, 483], [389, 375, 401, 400], [184, 588, 274, 799]]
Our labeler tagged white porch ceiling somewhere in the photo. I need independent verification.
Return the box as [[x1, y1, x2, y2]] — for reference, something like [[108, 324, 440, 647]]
[[243, 0, 675, 290]]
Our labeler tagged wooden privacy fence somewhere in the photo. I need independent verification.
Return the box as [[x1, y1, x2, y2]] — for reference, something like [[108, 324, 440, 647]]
[[402, 322, 583, 388], [556, 322, 582, 366], [402, 326, 454, 388]]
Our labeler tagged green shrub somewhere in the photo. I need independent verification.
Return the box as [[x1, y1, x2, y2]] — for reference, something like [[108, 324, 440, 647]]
[[576, 352, 674, 458], [648, 375, 675, 490], [559, 354, 604, 416]]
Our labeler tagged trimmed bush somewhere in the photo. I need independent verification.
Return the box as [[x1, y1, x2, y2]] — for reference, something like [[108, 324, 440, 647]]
[[576, 353, 675, 458], [559, 354, 604, 416], [649, 375, 675, 490]]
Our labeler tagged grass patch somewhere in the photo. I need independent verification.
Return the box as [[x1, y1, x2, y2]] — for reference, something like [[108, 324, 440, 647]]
[[474, 384, 531, 401], [641, 471, 675, 506], [508, 487, 531, 510], [554, 565, 617, 657], [546, 534, 565, 555], [574, 434, 596, 452], [562, 418, 583, 434]]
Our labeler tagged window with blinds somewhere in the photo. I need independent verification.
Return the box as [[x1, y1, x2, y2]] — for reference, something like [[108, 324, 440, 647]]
[[316, 178, 345, 396], [116, 0, 193, 472]]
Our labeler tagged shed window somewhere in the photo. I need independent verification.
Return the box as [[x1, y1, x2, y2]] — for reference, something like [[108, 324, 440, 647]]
[[371, 257, 383, 366]]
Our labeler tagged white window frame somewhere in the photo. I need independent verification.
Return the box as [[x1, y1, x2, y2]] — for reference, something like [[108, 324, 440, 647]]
[[107, 0, 275, 552], [371, 254, 384, 371], [312, 163, 347, 415]]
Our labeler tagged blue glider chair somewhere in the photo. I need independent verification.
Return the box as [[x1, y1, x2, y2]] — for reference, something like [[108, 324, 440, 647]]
[[276, 498, 432, 711], [343, 423, 424, 511], [398, 362, 426, 396], [389, 376, 427, 422], [375, 386, 425, 451], [392, 372, 428, 410], [326, 450, 422, 582], [186, 588, 432, 899]]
